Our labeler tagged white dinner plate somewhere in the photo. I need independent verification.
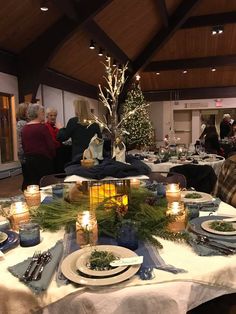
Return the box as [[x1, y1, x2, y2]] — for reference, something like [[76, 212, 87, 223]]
[[0, 231, 8, 244], [181, 191, 213, 203], [61, 245, 140, 286], [75, 246, 129, 277], [201, 220, 236, 236]]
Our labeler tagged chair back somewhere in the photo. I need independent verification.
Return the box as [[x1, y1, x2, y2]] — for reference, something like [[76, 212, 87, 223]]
[[148, 172, 187, 189], [39, 173, 67, 188], [170, 164, 217, 193]]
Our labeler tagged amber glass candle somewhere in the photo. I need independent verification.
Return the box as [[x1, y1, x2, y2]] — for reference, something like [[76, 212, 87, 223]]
[[165, 183, 181, 203], [10, 202, 30, 230], [76, 211, 98, 247], [166, 201, 186, 232]]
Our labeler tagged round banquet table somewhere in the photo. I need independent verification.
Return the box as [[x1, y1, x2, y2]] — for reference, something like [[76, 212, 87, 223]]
[[0, 201, 236, 314], [144, 155, 225, 176]]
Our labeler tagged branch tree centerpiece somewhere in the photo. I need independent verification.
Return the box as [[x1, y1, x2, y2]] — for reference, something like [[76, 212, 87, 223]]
[[93, 58, 150, 161]]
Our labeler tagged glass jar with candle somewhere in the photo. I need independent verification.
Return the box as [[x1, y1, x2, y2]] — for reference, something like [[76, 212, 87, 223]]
[[165, 183, 181, 203], [76, 211, 98, 247], [24, 185, 41, 209], [166, 202, 187, 232], [10, 202, 30, 230]]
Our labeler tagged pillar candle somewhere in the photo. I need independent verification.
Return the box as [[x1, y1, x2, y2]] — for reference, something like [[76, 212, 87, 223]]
[[166, 201, 186, 232], [10, 202, 30, 230]]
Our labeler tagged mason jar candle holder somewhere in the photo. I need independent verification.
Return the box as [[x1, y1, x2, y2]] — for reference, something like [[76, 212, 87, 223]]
[[24, 186, 41, 209], [76, 211, 98, 247], [10, 202, 30, 230], [165, 183, 181, 203], [130, 179, 140, 189], [166, 201, 187, 232], [19, 222, 40, 247]]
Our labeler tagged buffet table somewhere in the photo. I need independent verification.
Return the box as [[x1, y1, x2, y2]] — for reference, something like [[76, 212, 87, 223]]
[[0, 201, 236, 314]]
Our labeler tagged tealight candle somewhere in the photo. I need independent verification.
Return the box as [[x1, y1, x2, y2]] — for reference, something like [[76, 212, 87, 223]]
[[166, 201, 187, 232], [10, 202, 30, 230], [24, 185, 41, 209], [165, 183, 181, 203], [130, 179, 140, 189], [76, 211, 98, 247]]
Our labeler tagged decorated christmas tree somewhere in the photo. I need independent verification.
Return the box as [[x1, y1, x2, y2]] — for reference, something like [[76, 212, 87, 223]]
[[121, 83, 154, 149]]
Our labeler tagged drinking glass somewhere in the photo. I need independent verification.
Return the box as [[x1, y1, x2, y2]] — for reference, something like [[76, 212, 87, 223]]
[[158, 147, 166, 162]]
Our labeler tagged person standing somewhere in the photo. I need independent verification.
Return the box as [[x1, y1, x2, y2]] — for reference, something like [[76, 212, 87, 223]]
[[22, 104, 56, 188], [57, 100, 102, 159], [16, 102, 29, 190], [220, 114, 231, 139]]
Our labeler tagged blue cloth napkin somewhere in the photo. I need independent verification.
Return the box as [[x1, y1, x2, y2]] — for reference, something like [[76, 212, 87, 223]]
[[56, 232, 187, 285], [8, 241, 64, 294], [185, 198, 221, 212]]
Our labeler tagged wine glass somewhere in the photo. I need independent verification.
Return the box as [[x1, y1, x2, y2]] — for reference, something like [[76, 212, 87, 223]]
[[158, 147, 166, 162]]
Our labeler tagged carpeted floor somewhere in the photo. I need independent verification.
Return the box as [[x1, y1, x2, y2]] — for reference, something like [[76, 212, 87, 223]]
[[0, 174, 23, 198]]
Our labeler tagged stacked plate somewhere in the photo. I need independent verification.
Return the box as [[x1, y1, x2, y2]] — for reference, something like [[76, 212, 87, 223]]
[[181, 191, 213, 203], [61, 245, 141, 286]]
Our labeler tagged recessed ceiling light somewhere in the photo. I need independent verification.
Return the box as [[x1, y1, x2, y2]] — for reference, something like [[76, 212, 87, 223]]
[[89, 40, 95, 50], [40, 0, 49, 11], [182, 70, 187, 74], [211, 25, 224, 35], [98, 48, 104, 56], [156, 72, 160, 75], [211, 68, 216, 72], [136, 74, 141, 81]]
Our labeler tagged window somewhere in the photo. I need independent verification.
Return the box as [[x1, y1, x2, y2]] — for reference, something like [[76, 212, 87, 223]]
[[0, 93, 14, 163]]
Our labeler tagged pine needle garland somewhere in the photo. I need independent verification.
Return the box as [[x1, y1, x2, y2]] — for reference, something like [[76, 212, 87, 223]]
[[33, 188, 188, 247]]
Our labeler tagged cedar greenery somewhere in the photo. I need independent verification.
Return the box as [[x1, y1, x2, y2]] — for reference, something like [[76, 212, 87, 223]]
[[32, 188, 188, 248]]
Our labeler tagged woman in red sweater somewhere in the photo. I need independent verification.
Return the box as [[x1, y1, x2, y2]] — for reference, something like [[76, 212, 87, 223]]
[[22, 103, 56, 189]]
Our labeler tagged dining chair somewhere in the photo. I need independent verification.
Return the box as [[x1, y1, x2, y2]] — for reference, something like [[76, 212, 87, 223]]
[[148, 171, 187, 189], [39, 173, 67, 188], [169, 164, 217, 194]]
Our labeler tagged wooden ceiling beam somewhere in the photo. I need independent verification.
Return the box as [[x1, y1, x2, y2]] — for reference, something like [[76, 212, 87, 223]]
[[42, 68, 98, 99], [84, 20, 131, 67], [182, 11, 236, 29], [144, 55, 236, 72], [17, 0, 113, 102], [0, 49, 17, 76], [155, 0, 169, 28], [144, 86, 236, 101]]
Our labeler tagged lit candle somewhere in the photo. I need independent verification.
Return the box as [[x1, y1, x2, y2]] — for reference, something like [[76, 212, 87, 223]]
[[24, 185, 41, 209], [166, 202, 186, 232], [76, 211, 98, 247], [10, 202, 30, 230], [165, 183, 181, 203], [130, 179, 140, 189]]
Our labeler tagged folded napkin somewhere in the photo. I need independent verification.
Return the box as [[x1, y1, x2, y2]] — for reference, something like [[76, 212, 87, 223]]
[[188, 233, 236, 256], [56, 232, 187, 285], [8, 240, 63, 294], [185, 198, 221, 212]]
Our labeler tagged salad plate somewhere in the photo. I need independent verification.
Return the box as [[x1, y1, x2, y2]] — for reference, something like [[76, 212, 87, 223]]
[[0, 231, 8, 244], [201, 220, 236, 236], [0, 230, 19, 252], [76, 246, 129, 277], [61, 245, 140, 286], [181, 191, 213, 203]]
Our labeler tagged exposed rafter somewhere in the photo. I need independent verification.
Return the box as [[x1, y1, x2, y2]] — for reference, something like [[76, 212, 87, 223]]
[[156, 0, 169, 28], [18, 0, 113, 102], [182, 11, 236, 29], [119, 0, 201, 104], [144, 55, 236, 72], [84, 20, 131, 67], [42, 68, 98, 99], [144, 86, 236, 101]]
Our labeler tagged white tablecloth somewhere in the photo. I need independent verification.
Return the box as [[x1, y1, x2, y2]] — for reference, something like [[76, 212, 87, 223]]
[[0, 202, 236, 314], [144, 157, 224, 176]]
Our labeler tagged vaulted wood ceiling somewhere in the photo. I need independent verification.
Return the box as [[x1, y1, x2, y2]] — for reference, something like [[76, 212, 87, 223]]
[[1, 0, 236, 102]]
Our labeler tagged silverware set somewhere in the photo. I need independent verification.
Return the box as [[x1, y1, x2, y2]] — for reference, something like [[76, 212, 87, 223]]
[[195, 235, 236, 255], [21, 251, 52, 282]]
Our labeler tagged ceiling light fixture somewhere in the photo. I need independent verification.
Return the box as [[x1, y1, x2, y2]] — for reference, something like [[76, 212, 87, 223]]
[[211, 68, 216, 72], [211, 25, 224, 35], [156, 72, 160, 75], [98, 48, 104, 56], [40, 0, 49, 11], [136, 74, 141, 81], [112, 59, 117, 67], [89, 40, 95, 50], [182, 70, 187, 74]]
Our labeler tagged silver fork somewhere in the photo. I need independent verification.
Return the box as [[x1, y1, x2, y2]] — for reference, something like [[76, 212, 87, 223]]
[[21, 251, 41, 282]]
